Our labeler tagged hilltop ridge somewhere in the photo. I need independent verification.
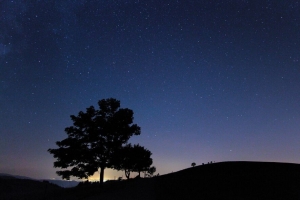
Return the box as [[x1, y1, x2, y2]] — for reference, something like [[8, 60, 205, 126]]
[[1, 161, 300, 200], [155, 161, 300, 200]]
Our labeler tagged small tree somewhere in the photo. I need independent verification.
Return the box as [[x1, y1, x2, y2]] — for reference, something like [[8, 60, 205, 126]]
[[111, 144, 133, 179], [112, 144, 154, 179], [145, 166, 156, 177], [132, 144, 153, 177], [191, 162, 196, 167], [48, 98, 141, 184]]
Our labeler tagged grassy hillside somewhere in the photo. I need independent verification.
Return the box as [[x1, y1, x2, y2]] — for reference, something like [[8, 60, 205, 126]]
[[155, 161, 300, 200], [2, 161, 300, 199]]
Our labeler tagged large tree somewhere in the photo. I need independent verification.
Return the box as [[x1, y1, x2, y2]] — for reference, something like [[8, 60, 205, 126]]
[[112, 144, 154, 179], [48, 98, 141, 184]]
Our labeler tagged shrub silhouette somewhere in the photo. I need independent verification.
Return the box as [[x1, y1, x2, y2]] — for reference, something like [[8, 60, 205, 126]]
[[111, 144, 155, 179], [146, 166, 156, 177]]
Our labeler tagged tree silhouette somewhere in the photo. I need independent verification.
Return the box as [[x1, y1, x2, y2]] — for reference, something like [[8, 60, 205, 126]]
[[48, 98, 141, 184], [191, 162, 196, 167], [131, 144, 153, 177], [112, 144, 154, 179], [111, 144, 132, 179], [145, 166, 156, 177]]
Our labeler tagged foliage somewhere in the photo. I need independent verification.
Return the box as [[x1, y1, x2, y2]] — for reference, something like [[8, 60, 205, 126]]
[[191, 162, 196, 167], [145, 166, 156, 177], [112, 144, 154, 179], [48, 98, 141, 184]]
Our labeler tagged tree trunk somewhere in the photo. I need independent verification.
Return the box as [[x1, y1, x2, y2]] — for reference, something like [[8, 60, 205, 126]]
[[125, 169, 130, 179], [100, 166, 105, 185]]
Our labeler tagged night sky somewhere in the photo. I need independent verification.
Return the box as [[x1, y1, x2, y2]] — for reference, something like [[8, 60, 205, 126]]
[[1, 1, 300, 181]]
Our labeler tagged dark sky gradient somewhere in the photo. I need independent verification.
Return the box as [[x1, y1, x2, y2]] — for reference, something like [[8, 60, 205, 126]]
[[1, 0, 300, 181]]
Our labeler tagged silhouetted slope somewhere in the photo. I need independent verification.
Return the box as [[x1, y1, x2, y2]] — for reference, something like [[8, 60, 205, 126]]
[[0, 173, 34, 180], [45, 179, 79, 188], [0, 175, 62, 200], [155, 161, 300, 200], [2, 162, 300, 199], [79, 161, 300, 200]]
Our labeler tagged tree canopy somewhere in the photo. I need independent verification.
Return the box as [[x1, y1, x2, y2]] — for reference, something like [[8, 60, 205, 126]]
[[111, 144, 154, 179], [48, 98, 141, 184]]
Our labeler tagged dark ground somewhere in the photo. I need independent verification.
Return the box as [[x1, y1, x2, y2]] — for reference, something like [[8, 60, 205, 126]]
[[1, 161, 300, 200], [0, 176, 61, 199], [155, 161, 300, 200]]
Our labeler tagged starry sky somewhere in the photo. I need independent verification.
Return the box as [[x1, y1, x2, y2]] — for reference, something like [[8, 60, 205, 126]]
[[1, 0, 300, 181]]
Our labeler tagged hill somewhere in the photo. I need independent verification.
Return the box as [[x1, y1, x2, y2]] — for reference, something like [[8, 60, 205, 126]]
[[0, 173, 34, 180], [0, 173, 79, 188], [2, 161, 300, 199], [155, 161, 300, 200], [83, 161, 300, 200], [0, 175, 62, 200], [45, 179, 79, 188]]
